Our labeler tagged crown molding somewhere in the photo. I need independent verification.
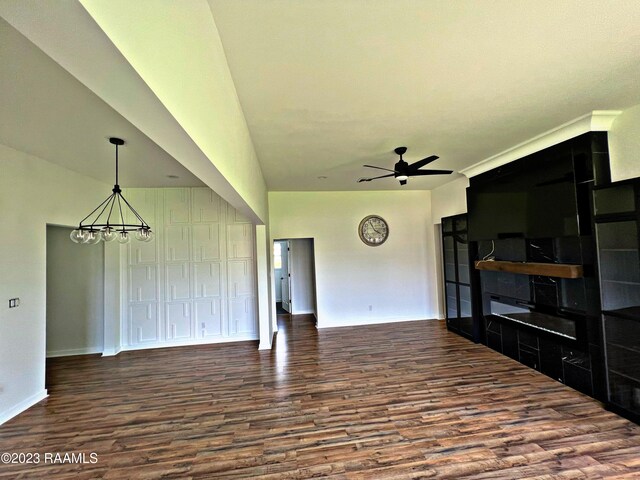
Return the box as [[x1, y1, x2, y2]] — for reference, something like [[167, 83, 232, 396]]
[[460, 110, 622, 178]]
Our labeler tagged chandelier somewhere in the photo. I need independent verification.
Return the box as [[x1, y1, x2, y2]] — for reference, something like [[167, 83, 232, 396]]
[[70, 137, 154, 244]]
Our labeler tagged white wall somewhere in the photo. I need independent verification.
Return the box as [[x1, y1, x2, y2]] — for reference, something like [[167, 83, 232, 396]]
[[255, 224, 273, 350], [609, 103, 640, 182], [431, 176, 469, 224], [121, 187, 258, 350], [0, 143, 112, 425], [103, 241, 121, 356], [290, 238, 316, 315], [46, 226, 104, 357], [269, 191, 437, 328], [430, 177, 470, 319]]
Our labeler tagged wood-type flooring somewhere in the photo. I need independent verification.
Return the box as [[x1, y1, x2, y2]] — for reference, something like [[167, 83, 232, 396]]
[[1, 316, 640, 479]]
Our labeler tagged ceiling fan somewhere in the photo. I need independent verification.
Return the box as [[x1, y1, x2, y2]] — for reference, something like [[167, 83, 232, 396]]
[[358, 146, 453, 185]]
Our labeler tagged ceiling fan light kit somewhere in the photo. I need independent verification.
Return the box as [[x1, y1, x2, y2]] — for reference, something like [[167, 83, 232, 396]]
[[358, 146, 453, 185], [70, 137, 153, 245]]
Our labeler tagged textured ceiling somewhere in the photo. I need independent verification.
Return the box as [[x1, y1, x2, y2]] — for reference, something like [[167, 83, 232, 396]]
[[209, 0, 640, 191]]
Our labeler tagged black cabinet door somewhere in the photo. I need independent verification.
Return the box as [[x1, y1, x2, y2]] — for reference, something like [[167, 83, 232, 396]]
[[443, 236, 457, 283], [442, 214, 474, 341], [486, 317, 502, 352], [457, 236, 470, 285], [501, 321, 519, 360], [519, 347, 540, 371], [518, 329, 540, 371], [563, 362, 593, 396], [603, 314, 640, 414], [540, 338, 563, 382], [487, 331, 502, 353], [445, 281, 459, 330], [459, 284, 473, 336], [562, 347, 593, 397]]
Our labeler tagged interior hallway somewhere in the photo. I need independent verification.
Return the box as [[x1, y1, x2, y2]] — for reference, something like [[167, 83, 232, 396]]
[[0, 317, 639, 478]]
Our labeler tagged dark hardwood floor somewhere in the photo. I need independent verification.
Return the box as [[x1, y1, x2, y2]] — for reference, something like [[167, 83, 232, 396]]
[[1, 316, 640, 479], [276, 302, 289, 315]]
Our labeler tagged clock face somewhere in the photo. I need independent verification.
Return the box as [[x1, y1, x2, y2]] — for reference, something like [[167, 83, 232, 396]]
[[358, 215, 389, 246]]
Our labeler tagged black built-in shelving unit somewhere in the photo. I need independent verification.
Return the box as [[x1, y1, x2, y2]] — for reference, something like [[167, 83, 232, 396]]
[[466, 132, 611, 403], [593, 178, 640, 423]]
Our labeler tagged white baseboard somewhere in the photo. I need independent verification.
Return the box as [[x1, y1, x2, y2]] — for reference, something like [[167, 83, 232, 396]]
[[0, 389, 48, 426], [317, 316, 435, 329], [121, 334, 259, 352], [46, 346, 103, 358], [291, 310, 315, 315], [101, 347, 122, 357], [258, 331, 278, 351]]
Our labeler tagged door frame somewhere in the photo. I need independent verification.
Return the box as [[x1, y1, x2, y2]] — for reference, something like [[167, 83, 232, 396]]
[[279, 240, 292, 313]]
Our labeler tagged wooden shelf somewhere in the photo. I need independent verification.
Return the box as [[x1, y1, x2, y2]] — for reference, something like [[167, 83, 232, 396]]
[[474, 260, 583, 279]]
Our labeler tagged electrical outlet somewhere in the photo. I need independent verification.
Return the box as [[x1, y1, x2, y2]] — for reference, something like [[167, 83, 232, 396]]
[[9, 298, 20, 308], [368, 305, 373, 312]]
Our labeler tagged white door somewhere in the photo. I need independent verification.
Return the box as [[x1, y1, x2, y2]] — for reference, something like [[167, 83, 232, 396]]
[[281, 241, 292, 312], [274, 241, 284, 302]]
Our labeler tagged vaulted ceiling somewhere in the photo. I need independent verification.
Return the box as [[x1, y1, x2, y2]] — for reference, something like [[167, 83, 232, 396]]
[[0, 17, 204, 189], [2, 1, 640, 196], [209, 0, 640, 190]]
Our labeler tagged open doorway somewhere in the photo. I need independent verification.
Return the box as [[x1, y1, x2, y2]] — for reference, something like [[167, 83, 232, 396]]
[[274, 240, 291, 315], [273, 238, 317, 320], [46, 225, 104, 360]]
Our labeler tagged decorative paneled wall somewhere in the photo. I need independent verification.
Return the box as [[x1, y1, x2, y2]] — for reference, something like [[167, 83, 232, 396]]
[[122, 187, 257, 349]]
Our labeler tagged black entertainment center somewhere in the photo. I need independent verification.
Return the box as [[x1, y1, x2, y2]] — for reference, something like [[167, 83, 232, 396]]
[[445, 131, 640, 423]]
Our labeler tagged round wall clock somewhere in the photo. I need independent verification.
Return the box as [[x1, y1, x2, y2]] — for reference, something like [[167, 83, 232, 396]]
[[358, 215, 389, 246]]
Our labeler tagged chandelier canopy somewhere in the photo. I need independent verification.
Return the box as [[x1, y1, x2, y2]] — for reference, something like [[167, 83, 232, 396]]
[[70, 137, 153, 244]]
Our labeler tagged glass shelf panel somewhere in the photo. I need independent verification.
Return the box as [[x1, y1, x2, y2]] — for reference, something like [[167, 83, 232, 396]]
[[604, 314, 640, 414], [442, 217, 453, 233], [594, 184, 635, 216], [443, 236, 456, 282], [454, 216, 467, 232], [597, 221, 640, 312], [446, 282, 458, 319], [457, 238, 470, 285]]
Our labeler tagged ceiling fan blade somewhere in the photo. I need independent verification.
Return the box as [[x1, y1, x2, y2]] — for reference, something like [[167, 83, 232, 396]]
[[363, 164, 398, 173], [357, 173, 395, 183], [409, 169, 454, 176], [408, 155, 439, 170]]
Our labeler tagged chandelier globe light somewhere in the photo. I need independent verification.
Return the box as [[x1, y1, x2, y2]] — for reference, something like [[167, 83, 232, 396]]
[[70, 137, 154, 244]]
